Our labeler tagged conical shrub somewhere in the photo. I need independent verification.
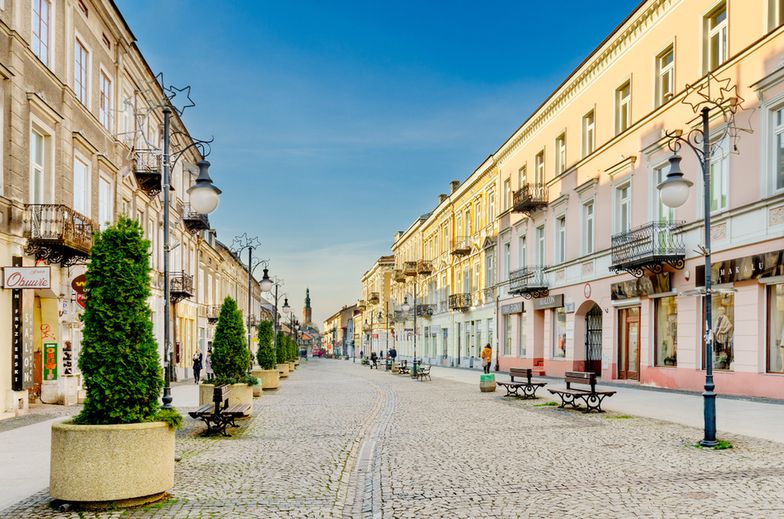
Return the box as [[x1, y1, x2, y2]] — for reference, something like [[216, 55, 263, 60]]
[[211, 297, 250, 385], [256, 320, 276, 369]]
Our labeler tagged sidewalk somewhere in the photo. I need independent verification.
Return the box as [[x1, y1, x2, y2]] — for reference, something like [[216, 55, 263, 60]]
[[0, 383, 199, 512], [430, 366, 784, 444]]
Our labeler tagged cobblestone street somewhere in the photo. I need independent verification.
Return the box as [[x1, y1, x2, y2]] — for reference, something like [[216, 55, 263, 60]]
[[2, 359, 784, 518]]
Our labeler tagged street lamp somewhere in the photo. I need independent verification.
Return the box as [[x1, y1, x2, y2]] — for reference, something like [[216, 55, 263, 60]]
[[231, 235, 266, 371], [260, 268, 285, 359], [656, 73, 745, 447], [401, 292, 418, 376], [161, 107, 221, 410]]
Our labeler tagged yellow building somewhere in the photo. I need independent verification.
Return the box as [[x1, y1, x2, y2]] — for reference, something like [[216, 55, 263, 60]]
[[359, 256, 394, 355]]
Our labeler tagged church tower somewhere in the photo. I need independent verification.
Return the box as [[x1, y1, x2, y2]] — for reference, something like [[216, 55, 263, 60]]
[[303, 288, 312, 325]]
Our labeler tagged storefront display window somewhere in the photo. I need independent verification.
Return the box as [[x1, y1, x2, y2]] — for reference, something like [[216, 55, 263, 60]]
[[704, 292, 734, 370], [553, 307, 566, 358], [654, 296, 677, 366], [768, 285, 784, 373], [504, 315, 512, 355], [519, 312, 527, 357]]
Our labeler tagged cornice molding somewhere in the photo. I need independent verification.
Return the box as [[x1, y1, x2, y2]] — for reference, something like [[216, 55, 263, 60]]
[[27, 92, 63, 124]]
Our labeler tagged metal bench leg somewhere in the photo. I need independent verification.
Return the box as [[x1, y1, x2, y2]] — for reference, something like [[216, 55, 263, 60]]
[[558, 393, 580, 409], [522, 384, 538, 399], [583, 394, 607, 413]]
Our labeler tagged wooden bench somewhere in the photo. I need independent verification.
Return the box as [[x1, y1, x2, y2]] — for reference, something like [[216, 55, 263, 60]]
[[415, 365, 431, 381], [547, 371, 616, 413], [188, 385, 251, 436], [496, 367, 547, 399]]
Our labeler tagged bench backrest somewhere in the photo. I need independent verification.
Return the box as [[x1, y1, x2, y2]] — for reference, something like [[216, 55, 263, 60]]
[[565, 371, 596, 391], [509, 367, 532, 382], [213, 384, 230, 412]]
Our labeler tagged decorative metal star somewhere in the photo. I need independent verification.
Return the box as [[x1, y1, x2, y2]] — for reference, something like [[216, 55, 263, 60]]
[[165, 84, 196, 116]]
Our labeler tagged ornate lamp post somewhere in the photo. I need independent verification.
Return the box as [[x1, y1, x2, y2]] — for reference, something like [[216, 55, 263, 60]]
[[260, 267, 286, 355], [400, 283, 418, 377], [657, 73, 746, 447], [231, 234, 266, 369]]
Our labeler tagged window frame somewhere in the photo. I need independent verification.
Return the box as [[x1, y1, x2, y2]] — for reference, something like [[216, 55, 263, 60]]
[[655, 44, 675, 107], [555, 214, 566, 264], [615, 182, 632, 234], [72, 152, 91, 216], [582, 110, 595, 157], [583, 200, 595, 255], [32, 0, 52, 67], [704, 2, 728, 73], [615, 80, 632, 135], [555, 133, 566, 174], [99, 69, 113, 131], [535, 151, 545, 185], [74, 36, 91, 106], [770, 104, 784, 195]]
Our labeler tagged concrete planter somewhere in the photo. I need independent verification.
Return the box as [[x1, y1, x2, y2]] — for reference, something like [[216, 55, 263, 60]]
[[277, 363, 289, 378], [50, 421, 174, 505], [479, 374, 496, 392], [198, 383, 255, 415], [253, 368, 280, 390], [288, 361, 296, 371]]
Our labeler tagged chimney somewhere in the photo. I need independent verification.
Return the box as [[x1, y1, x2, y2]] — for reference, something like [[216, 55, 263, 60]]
[[438, 193, 448, 203], [450, 180, 460, 193]]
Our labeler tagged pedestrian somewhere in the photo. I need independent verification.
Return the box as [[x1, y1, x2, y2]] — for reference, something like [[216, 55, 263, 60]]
[[192, 351, 203, 384], [389, 347, 397, 361], [360, 350, 364, 359], [370, 351, 378, 369], [205, 346, 213, 381], [481, 343, 492, 374]]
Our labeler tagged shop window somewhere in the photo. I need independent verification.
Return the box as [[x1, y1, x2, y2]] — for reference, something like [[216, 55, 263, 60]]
[[704, 292, 734, 370], [768, 285, 784, 373], [519, 312, 527, 357], [504, 315, 512, 355], [553, 307, 567, 358], [654, 296, 678, 366]]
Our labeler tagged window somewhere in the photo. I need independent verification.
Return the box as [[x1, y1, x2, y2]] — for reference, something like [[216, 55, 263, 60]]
[[583, 201, 594, 255], [99, 72, 112, 130], [535, 151, 545, 185], [656, 45, 674, 107], [616, 184, 631, 233], [503, 242, 510, 280], [519, 312, 527, 357], [582, 111, 595, 157], [504, 315, 512, 356], [553, 307, 567, 358], [615, 81, 631, 134], [503, 179, 511, 210], [705, 293, 734, 370], [655, 296, 678, 367], [654, 164, 675, 222], [121, 91, 133, 144], [32, 0, 50, 65], [536, 226, 545, 265], [710, 139, 729, 213], [518, 166, 527, 189], [98, 177, 113, 229], [772, 107, 784, 192], [705, 2, 728, 72], [768, 284, 784, 373], [464, 208, 471, 236], [73, 157, 89, 215], [769, 0, 784, 30], [485, 252, 494, 287], [555, 134, 566, 174], [74, 39, 89, 105], [456, 214, 462, 240], [517, 235, 527, 269], [487, 189, 495, 219], [30, 129, 47, 204], [555, 215, 566, 263]]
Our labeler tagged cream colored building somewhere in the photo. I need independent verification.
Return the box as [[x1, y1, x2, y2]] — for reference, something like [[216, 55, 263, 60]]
[[358, 255, 394, 356]]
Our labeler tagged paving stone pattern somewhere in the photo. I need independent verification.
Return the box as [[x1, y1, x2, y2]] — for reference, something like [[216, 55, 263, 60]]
[[2, 360, 784, 518]]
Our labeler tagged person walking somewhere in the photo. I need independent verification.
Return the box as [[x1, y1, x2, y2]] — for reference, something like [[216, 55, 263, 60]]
[[481, 344, 492, 374], [389, 347, 397, 362], [370, 351, 378, 369], [192, 351, 203, 384], [204, 346, 213, 381]]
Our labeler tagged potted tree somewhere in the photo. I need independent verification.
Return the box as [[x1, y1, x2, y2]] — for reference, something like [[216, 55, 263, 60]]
[[252, 320, 279, 391], [277, 331, 290, 378], [288, 335, 297, 371], [201, 297, 259, 412], [50, 217, 180, 507]]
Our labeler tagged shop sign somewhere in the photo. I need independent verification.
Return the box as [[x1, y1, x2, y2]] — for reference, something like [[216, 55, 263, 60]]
[[11, 260, 22, 390], [71, 274, 86, 293], [44, 342, 58, 380], [3, 266, 50, 289], [533, 294, 564, 310], [501, 302, 523, 314], [611, 273, 671, 300], [63, 341, 73, 376], [696, 249, 784, 286]]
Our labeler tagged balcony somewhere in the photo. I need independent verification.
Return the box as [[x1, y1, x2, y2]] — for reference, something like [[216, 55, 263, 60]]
[[207, 305, 220, 324], [483, 287, 496, 303], [451, 237, 471, 256], [393, 309, 409, 322], [415, 304, 435, 318], [133, 150, 163, 197], [357, 299, 367, 311], [169, 272, 194, 303], [24, 204, 96, 267], [182, 205, 210, 234], [403, 261, 419, 276], [393, 269, 406, 283], [512, 183, 548, 216], [368, 292, 380, 304], [417, 260, 433, 275], [509, 266, 549, 299], [610, 221, 685, 278], [449, 293, 471, 311]]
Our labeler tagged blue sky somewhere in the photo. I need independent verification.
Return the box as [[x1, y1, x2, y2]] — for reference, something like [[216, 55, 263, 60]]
[[116, 0, 641, 325]]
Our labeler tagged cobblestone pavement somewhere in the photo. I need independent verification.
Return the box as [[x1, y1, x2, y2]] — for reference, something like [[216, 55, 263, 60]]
[[2, 359, 784, 518]]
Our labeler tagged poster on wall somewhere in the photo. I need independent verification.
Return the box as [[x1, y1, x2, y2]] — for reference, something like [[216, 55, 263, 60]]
[[44, 342, 58, 380], [62, 341, 73, 376]]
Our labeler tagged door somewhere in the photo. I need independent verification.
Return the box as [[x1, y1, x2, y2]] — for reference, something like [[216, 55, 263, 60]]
[[618, 307, 641, 380], [585, 304, 602, 376]]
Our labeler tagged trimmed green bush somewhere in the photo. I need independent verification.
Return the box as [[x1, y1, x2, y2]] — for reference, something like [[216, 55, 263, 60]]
[[256, 320, 276, 369], [211, 297, 251, 385], [74, 216, 164, 425], [276, 331, 287, 364], [289, 335, 298, 362]]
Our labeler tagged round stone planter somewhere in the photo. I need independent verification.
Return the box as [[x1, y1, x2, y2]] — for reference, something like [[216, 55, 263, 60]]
[[198, 383, 255, 414], [277, 363, 289, 378], [479, 373, 496, 393], [50, 421, 174, 505], [288, 361, 296, 371], [253, 368, 280, 390]]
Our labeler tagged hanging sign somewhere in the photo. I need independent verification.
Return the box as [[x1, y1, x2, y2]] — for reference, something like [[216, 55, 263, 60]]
[[63, 341, 73, 376], [44, 342, 58, 380], [3, 267, 50, 289], [533, 294, 564, 310], [71, 274, 86, 293], [611, 273, 671, 300]]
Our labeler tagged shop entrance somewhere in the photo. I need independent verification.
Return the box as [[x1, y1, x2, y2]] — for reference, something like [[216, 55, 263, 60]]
[[618, 307, 640, 380], [584, 304, 602, 376]]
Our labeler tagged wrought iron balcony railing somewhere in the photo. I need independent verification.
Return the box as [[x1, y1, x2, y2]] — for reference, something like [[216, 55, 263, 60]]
[[610, 221, 686, 278], [403, 261, 419, 276], [182, 205, 210, 234], [448, 293, 471, 311], [483, 287, 496, 302], [415, 304, 435, 318], [512, 183, 548, 216], [133, 150, 162, 197], [24, 204, 96, 267], [393, 269, 406, 283], [169, 272, 194, 303], [509, 266, 549, 299], [417, 260, 433, 275], [207, 305, 220, 323], [357, 299, 367, 310], [451, 237, 471, 256]]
